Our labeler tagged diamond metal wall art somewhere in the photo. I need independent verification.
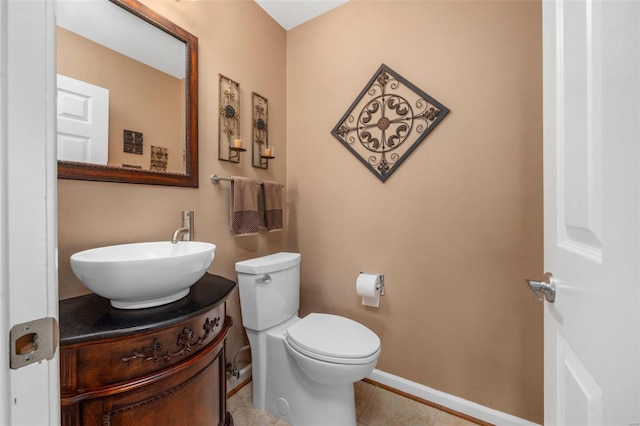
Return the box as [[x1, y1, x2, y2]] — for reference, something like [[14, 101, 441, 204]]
[[331, 64, 450, 182]]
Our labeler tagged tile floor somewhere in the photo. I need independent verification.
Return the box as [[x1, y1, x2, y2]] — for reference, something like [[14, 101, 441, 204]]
[[227, 380, 481, 426]]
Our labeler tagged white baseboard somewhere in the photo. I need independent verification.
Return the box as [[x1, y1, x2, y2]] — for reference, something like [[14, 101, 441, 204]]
[[226, 364, 539, 426], [227, 363, 252, 395], [367, 369, 540, 426]]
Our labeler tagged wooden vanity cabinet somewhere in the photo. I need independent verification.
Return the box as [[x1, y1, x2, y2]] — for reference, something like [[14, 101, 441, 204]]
[[59, 274, 236, 426]]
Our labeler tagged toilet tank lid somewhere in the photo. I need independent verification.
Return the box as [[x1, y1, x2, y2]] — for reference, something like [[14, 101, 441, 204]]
[[235, 252, 301, 274]]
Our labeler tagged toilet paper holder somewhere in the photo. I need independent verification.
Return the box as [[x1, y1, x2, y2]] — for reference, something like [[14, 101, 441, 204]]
[[361, 272, 385, 296], [377, 276, 385, 296]]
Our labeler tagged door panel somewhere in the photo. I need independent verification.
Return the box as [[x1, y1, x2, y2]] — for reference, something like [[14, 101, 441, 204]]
[[556, 0, 603, 262], [556, 333, 602, 426], [543, 0, 640, 424]]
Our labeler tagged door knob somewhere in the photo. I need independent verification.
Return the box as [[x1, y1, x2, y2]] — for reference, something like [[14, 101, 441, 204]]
[[526, 272, 556, 303]]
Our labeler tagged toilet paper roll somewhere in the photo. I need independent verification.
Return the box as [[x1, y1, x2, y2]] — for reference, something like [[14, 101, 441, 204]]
[[356, 273, 381, 307]]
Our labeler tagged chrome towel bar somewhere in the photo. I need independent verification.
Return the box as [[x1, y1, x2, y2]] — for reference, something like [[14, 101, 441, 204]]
[[210, 174, 264, 185], [210, 174, 283, 187]]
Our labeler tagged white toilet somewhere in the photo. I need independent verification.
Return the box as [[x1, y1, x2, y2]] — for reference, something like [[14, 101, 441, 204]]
[[235, 252, 381, 426]]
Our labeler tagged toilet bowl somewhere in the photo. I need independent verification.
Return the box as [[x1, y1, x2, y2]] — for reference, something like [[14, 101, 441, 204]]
[[236, 253, 381, 426]]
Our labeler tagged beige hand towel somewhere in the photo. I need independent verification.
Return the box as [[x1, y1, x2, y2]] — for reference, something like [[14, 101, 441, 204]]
[[262, 180, 283, 232], [231, 177, 259, 236]]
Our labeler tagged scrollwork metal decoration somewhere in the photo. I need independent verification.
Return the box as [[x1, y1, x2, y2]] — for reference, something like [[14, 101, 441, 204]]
[[218, 74, 242, 162], [331, 64, 450, 182], [251, 92, 270, 169]]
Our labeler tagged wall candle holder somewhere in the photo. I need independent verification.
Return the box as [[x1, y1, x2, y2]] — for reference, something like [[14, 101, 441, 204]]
[[260, 145, 275, 169], [251, 92, 271, 169], [218, 74, 242, 163], [331, 63, 450, 182]]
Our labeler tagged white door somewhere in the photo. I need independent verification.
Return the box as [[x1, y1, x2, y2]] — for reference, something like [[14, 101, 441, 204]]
[[0, 0, 60, 425], [542, 0, 640, 424], [57, 74, 109, 164]]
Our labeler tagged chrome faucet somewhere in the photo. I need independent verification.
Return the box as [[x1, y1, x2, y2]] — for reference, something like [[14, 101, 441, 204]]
[[171, 211, 194, 243]]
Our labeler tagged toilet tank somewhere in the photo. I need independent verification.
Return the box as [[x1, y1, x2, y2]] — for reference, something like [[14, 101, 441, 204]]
[[235, 252, 301, 331]]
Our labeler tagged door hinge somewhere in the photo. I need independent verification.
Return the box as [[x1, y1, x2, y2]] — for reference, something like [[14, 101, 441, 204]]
[[9, 317, 59, 369]]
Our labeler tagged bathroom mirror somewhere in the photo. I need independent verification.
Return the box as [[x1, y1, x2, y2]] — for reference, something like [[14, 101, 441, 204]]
[[56, 0, 199, 187]]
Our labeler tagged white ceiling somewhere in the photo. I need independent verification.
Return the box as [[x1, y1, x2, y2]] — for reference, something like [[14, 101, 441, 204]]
[[254, 0, 349, 31]]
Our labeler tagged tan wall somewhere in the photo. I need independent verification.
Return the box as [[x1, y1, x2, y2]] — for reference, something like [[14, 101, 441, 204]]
[[286, 0, 543, 423], [59, 0, 543, 422], [57, 27, 183, 172], [57, 0, 287, 371]]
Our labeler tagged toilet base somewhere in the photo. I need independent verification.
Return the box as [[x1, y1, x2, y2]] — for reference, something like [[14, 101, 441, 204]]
[[246, 318, 358, 426], [268, 382, 356, 426]]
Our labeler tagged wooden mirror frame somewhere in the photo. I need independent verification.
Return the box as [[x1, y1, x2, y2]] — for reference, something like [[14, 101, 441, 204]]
[[57, 0, 199, 187]]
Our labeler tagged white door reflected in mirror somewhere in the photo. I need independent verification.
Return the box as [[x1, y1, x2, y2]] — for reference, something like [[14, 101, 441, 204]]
[[56, 74, 109, 165]]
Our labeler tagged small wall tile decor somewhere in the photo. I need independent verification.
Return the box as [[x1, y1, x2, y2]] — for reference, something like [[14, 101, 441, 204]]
[[150, 146, 168, 172], [218, 74, 242, 163], [123, 129, 143, 155], [331, 64, 450, 182]]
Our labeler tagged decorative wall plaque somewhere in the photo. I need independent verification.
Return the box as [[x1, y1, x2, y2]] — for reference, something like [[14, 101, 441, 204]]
[[218, 74, 242, 162], [150, 146, 168, 172], [331, 64, 450, 182], [123, 129, 143, 155], [251, 92, 270, 169]]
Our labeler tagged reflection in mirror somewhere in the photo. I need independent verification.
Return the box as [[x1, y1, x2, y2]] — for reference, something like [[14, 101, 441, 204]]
[[56, 0, 199, 187]]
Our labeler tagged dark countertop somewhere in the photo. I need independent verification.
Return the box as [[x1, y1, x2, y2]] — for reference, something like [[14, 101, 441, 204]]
[[59, 273, 236, 346]]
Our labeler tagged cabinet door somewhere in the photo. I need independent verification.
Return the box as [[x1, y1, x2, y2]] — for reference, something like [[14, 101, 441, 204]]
[[87, 344, 225, 426]]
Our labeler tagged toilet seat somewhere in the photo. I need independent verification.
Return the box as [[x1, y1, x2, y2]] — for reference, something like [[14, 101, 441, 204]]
[[285, 313, 381, 365]]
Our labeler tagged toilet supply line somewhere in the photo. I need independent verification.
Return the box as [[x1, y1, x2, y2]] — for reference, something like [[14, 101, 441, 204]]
[[227, 344, 251, 379]]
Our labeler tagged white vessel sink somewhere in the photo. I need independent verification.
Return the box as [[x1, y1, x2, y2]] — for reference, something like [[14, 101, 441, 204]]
[[70, 241, 216, 309]]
